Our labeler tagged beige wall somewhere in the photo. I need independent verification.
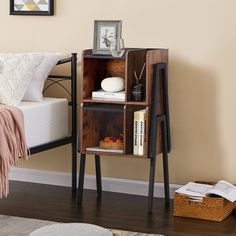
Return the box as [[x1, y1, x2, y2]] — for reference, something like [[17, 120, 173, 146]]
[[1, 0, 236, 184]]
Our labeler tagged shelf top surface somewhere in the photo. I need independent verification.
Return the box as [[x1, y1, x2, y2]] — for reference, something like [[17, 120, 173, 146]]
[[83, 98, 147, 106], [83, 150, 148, 159], [83, 103, 125, 112], [82, 48, 168, 60], [83, 49, 126, 60]]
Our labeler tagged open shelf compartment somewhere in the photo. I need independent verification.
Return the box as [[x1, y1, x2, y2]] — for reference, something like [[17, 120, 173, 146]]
[[82, 49, 148, 104], [81, 103, 149, 157], [82, 57, 125, 100], [81, 103, 125, 154]]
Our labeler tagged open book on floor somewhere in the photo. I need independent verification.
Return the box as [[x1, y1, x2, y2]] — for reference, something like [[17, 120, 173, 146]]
[[175, 180, 236, 202]]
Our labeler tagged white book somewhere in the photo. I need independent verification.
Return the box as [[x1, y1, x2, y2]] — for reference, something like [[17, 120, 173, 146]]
[[133, 109, 147, 156], [92, 89, 125, 100], [86, 147, 123, 154], [175, 180, 236, 202], [133, 112, 140, 155], [138, 109, 146, 156]]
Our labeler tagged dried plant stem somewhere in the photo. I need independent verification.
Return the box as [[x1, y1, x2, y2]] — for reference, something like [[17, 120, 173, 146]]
[[139, 63, 146, 80], [134, 71, 139, 84], [134, 63, 146, 85]]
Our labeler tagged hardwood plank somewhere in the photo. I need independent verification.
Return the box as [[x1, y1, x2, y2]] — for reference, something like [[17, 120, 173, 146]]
[[0, 181, 236, 236]]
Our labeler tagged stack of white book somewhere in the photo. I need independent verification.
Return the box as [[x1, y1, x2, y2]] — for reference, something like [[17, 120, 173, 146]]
[[133, 109, 147, 156], [92, 89, 125, 101]]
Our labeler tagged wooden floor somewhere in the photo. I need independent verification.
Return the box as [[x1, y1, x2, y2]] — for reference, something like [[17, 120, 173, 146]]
[[0, 181, 236, 236]]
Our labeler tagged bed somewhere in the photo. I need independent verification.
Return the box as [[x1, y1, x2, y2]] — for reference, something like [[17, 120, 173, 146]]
[[19, 97, 69, 148], [21, 54, 78, 191], [0, 53, 77, 195]]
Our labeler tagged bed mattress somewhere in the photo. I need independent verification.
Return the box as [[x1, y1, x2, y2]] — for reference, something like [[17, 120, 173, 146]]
[[18, 97, 69, 148]]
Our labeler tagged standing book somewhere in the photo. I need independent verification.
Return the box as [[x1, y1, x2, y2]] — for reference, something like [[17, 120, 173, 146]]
[[133, 109, 147, 156], [133, 111, 140, 155]]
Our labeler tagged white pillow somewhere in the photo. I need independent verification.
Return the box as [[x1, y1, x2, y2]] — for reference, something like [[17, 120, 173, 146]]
[[23, 53, 60, 102], [0, 53, 44, 106]]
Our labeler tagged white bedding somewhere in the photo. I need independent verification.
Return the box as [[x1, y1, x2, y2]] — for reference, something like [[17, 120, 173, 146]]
[[18, 97, 69, 148]]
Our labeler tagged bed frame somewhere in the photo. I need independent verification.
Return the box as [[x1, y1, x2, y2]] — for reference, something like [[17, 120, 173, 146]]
[[29, 53, 78, 191]]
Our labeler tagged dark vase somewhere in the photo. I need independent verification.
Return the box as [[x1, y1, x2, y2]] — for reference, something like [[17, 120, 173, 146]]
[[132, 83, 143, 101]]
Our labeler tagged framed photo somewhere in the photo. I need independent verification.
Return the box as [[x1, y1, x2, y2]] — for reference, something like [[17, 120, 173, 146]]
[[93, 20, 122, 55], [10, 0, 54, 16]]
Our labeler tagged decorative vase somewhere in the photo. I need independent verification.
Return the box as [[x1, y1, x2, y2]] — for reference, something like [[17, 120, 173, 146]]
[[132, 83, 143, 101]]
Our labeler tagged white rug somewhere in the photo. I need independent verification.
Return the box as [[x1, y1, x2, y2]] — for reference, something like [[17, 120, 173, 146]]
[[0, 215, 163, 236]]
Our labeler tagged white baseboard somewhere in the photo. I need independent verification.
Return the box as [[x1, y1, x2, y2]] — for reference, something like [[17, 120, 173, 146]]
[[9, 167, 181, 199]]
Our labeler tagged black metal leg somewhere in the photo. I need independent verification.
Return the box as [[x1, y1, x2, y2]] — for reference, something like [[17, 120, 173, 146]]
[[95, 155, 102, 197], [147, 83, 159, 214], [71, 53, 77, 191], [72, 147, 77, 192], [162, 119, 170, 205], [160, 64, 171, 152], [147, 63, 171, 213], [78, 154, 86, 205], [148, 157, 156, 214], [147, 114, 158, 213]]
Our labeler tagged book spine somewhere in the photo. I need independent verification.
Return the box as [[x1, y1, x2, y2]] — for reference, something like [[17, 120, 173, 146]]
[[133, 111, 140, 155], [138, 111, 146, 156], [133, 109, 147, 156]]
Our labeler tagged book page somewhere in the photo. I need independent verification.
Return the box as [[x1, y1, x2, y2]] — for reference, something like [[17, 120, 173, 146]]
[[206, 180, 236, 202], [175, 182, 213, 197]]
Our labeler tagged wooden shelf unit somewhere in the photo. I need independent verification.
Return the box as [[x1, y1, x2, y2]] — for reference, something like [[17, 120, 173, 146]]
[[78, 48, 171, 213], [80, 48, 167, 156]]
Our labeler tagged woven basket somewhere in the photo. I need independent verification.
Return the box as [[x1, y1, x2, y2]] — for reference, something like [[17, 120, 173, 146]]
[[174, 193, 236, 222]]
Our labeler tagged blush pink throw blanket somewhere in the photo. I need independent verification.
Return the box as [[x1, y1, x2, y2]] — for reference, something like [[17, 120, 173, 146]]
[[0, 105, 29, 198]]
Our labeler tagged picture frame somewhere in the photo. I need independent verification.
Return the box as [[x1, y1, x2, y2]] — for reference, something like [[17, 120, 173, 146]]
[[10, 0, 54, 16], [93, 20, 122, 55]]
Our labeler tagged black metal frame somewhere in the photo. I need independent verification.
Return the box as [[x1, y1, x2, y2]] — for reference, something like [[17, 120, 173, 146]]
[[78, 154, 102, 205], [10, 0, 54, 16], [148, 63, 171, 213], [78, 63, 170, 213], [29, 53, 77, 191]]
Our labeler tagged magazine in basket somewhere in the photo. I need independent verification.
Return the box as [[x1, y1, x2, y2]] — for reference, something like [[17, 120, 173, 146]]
[[175, 180, 236, 202], [174, 180, 236, 221]]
